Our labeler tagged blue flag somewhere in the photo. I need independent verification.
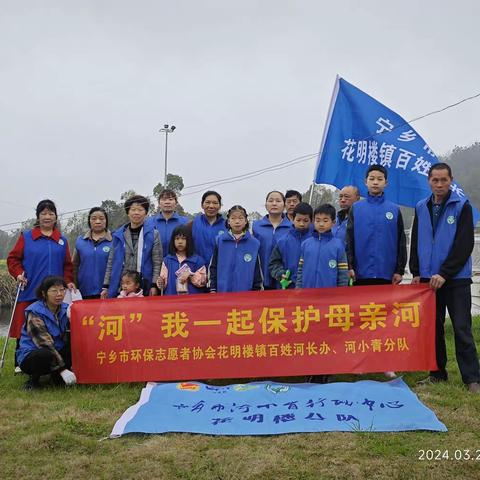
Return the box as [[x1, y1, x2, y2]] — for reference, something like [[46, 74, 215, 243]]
[[111, 379, 447, 436], [314, 77, 478, 221]]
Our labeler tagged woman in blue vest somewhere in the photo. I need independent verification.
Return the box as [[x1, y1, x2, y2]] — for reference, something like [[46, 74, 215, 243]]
[[252, 191, 292, 289], [191, 191, 225, 267], [17, 275, 76, 390], [101, 195, 162, 298], [209, 205, 262, 292], [73, 207, 112, 299], [7, 199, 74, 340]]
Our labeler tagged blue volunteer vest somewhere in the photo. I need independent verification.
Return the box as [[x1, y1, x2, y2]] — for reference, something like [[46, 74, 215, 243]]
[[20, 230, 68, 302], [352, 194, 399, 281], [162, 253, 207, 295], [216, 231, 260, 292], [16, 300, 69, 366], [151, 213, 188, 256], [274, 228, 312, 287], [416, 193, 472, 279], [332, 213, 348, 244], [108, 222, 156, 298], [75, 234, 112, 297], [252, 215, 292, 288], [300, 231, 345, 288], [192, 214, 226, 266]]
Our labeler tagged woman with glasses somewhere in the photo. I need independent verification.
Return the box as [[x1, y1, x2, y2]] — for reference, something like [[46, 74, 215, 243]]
[[16, 276, 76, 390]]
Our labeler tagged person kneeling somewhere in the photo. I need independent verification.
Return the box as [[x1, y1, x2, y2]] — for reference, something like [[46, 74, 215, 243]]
[[16, 275, 76, 390]]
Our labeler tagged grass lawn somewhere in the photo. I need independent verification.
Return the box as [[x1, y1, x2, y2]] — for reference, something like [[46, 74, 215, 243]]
[[1, 322, 479, 480]]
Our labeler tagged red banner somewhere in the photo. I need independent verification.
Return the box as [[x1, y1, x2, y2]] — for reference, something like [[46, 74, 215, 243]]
[[71, 284, 436, 384]]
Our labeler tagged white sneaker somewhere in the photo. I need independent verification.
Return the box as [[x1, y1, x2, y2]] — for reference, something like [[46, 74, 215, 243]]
[[384, 371, 397, 379], [14, 366, 22, 375]]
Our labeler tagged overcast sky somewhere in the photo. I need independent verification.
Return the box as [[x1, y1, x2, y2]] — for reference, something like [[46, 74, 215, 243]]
[[1, 0, 479, 228]]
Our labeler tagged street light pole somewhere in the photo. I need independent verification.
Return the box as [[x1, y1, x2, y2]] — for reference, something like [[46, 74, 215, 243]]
[[158, 124, 176, 187]]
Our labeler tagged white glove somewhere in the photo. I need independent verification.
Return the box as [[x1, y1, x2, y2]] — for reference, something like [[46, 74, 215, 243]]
[[59, 369, 77, 386]]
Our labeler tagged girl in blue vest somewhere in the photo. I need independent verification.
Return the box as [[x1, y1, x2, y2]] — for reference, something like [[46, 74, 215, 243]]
[[101, 195, 162, 298], [17, 275, 76, 390], [191, 190, 225, 267], [156, 225, 207, 295], [73, 207, 112, 299], [209, 205, 263, 292], [252, 191, 292, 289]]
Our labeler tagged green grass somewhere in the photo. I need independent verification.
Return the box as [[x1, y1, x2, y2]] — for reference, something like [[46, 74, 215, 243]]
[[1, 321, 479, 480]]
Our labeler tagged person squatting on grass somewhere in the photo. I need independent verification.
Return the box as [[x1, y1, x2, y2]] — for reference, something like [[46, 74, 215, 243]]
[[16, 276, 76, 390], [209, 205, 263, 293], [156, 224, 207, 295]]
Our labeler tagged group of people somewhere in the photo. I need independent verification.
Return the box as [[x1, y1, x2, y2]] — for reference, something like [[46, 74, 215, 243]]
[[6, 162, 480, 393]]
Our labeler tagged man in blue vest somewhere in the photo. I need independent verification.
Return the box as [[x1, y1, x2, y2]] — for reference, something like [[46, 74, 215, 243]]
[[332, 185, 360, 244], [410, 163, 480, 393]]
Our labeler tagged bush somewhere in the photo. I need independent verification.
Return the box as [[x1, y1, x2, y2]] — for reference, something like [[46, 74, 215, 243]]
[[0, 269, 16, 307]]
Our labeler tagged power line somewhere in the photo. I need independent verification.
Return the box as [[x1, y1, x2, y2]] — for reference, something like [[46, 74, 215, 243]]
[[0, 88, 479, 232]]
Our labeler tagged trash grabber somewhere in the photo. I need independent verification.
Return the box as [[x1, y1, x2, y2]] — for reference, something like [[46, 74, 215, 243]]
[[0, 282, 22, 372]]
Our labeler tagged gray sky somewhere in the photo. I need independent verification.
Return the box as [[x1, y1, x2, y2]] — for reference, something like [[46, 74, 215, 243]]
[[1, 0, 479, 228]]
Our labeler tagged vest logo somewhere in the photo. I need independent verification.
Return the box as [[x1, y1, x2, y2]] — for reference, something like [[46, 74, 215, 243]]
[[177, 382, 200, 391], [218, 230, 225, 236], [385, 212, 394, 220], [447, 215, 455, 225], [58, 239, 64, 246], [265, 384, 290, 394], [244, 253, 253, 262], [329, 259, 337, 269], [103, 246, 111, 253]]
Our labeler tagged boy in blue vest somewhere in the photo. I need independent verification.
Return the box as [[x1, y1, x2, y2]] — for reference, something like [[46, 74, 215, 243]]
[[346, 165, 406, 379], [269, 202, 313, 289], [410, 163, 480, 393], [296, 204, 348, 289], [346, 165, 407, 286]]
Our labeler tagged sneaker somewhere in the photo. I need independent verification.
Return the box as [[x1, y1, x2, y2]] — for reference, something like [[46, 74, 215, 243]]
[[384, 371, 397, 379], [416, 375, 447, 386], [467, 382, 480, 394], [14, 366, 22, 375]]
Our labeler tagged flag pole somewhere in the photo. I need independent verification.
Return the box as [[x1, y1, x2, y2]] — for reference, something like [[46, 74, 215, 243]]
[[309, 75, 341, 205]]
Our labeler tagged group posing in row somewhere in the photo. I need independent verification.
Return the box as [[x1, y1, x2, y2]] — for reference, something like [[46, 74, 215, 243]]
[[6, 162, 480, 392]]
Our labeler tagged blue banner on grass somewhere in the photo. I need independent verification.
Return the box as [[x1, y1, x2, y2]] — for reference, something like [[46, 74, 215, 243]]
[[111, 379, 446, 436], [314, 77, 478, 222]]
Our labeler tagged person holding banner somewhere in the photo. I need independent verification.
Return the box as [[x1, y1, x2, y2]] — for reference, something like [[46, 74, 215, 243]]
[[409, 163, 480, 393], [253, 191, 292, 289], [332, 186, 360, 244], [101, 195, 162, 298], [296, 204, 348, 289], [7, 199, 74, 343], [157, 224, 207, 295], [17, 275, 76, 390], [190, 191, 225, 267], [72, 207, 112, 299], [346, 165, 407, 285], [269, 202, 313, 289], [209, 205, 262, 292]]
